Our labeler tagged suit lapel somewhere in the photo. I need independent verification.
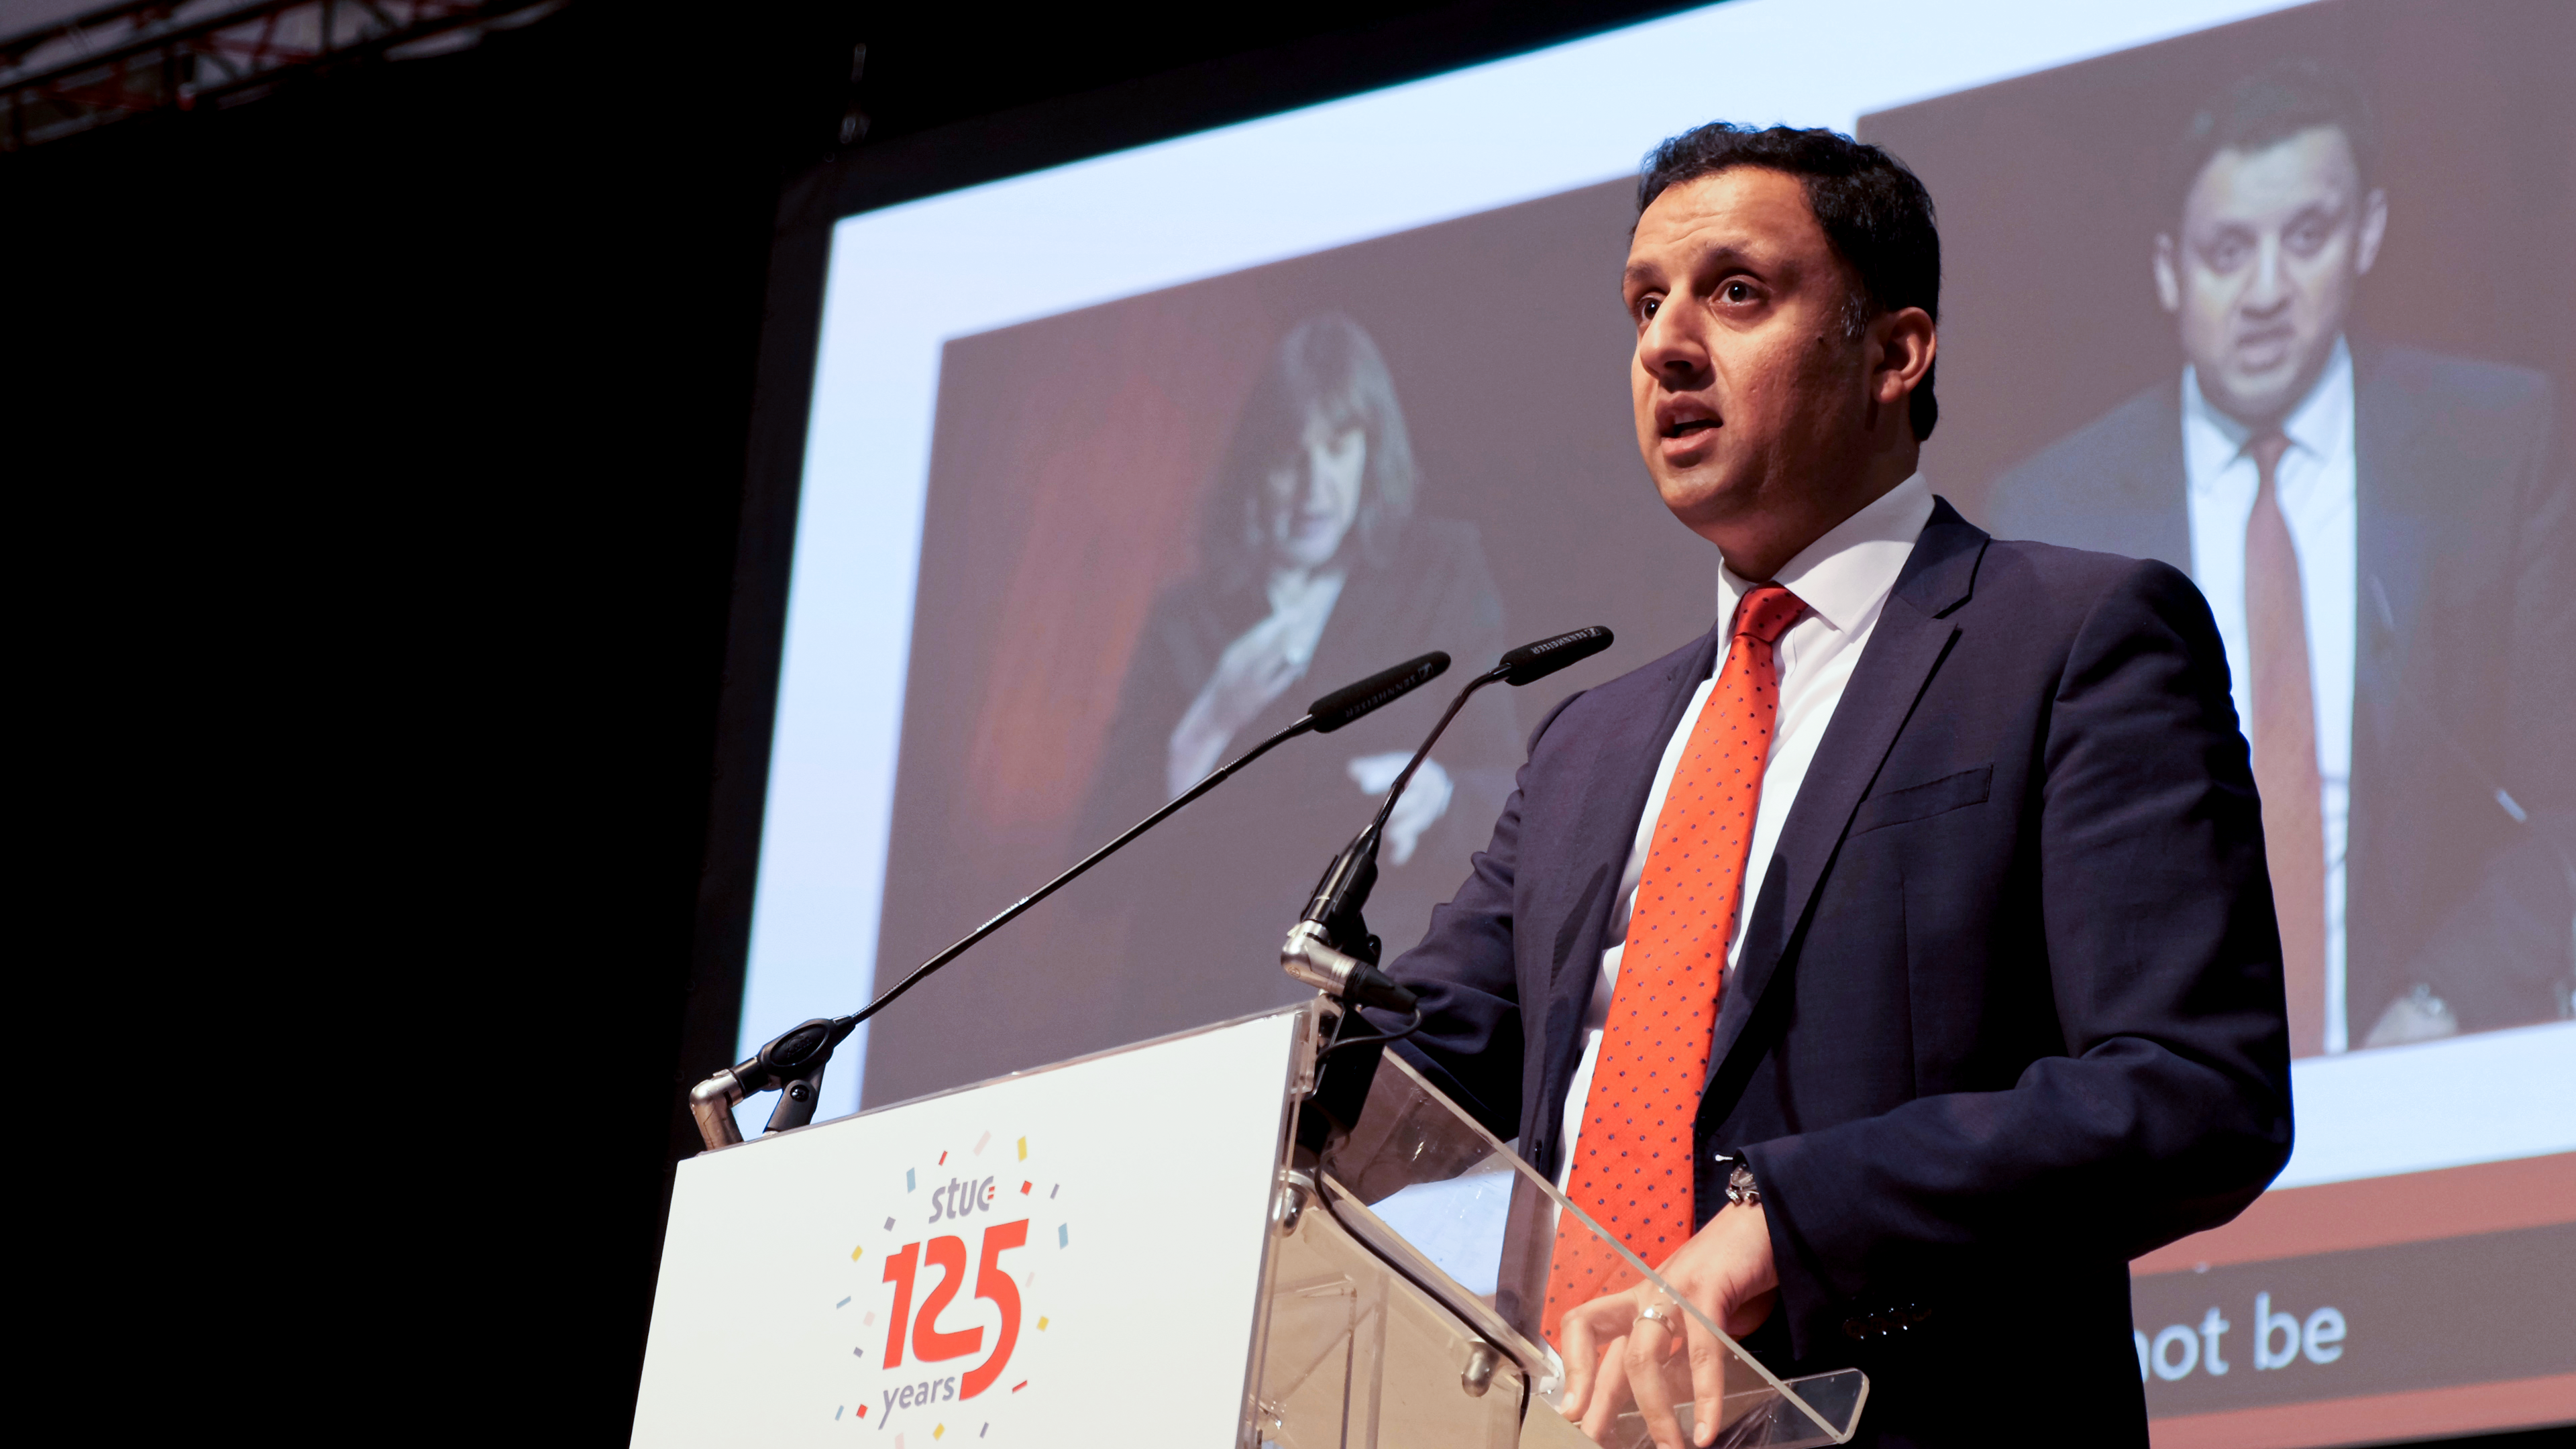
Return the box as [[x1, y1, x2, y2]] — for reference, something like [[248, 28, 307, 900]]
[[1702, 501, 1986, 1091], [2353, 343, 2434, 694], [1537, 626, 1723, 1115], [2135, 381, 2192, 572], [2348, 344, 2434, 1004]]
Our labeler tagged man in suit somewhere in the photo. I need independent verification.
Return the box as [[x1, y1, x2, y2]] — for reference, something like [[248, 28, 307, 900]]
[[1989, 60, 2575, 1054], [1376, 123, 2292, 1448]]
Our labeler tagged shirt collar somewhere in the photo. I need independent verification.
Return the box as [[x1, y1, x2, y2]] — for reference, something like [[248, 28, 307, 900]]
[[2182, 334, 2354, 490], [1716, 471, 1935, 635]]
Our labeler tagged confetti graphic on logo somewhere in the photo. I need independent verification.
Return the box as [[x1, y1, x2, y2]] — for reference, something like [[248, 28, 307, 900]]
[[841, 1125, 1061, 1444]]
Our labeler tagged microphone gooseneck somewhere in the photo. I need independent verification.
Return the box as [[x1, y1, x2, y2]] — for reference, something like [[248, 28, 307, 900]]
[[1283, 627, 1613, 1013], [688, 650, 1453, 1150]]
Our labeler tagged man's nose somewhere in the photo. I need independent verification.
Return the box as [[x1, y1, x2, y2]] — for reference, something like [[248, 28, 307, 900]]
[[2242, 233, 2291, 314], [1638, 306, 1709, 382]]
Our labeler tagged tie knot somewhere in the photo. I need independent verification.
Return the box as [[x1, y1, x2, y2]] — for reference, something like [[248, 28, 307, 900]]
[[2247, 430, 2292, 493], [1732, 584, 1805, 645]]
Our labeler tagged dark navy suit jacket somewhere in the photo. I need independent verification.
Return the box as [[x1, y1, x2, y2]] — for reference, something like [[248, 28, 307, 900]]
[[1989, 346, 2574, 1036], [1382, 499, 2294, 1445]]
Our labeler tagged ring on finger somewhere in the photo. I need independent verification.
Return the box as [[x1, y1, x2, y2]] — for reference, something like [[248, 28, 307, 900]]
[[1635, 1303, 1681, 1334]]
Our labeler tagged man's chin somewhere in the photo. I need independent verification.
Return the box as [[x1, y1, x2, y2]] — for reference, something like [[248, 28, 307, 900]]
[[1654, 472, 1756, 533], [2207, 359, 2324, 426]]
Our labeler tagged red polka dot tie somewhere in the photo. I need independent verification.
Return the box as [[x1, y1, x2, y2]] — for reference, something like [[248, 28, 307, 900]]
[[1544, 584, 1805, 1340]]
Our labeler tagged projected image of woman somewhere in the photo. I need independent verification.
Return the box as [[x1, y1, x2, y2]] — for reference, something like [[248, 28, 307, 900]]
[[1078, 313, 1515, 1028]]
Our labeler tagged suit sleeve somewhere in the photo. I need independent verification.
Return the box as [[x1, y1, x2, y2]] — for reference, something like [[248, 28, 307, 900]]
[[1375, 692, 1586, 1138], [1746, 560, 2295, 1357]]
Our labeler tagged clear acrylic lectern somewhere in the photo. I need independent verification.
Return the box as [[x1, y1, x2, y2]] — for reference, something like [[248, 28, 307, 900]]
[[1264, 1002, 1866, 1449]]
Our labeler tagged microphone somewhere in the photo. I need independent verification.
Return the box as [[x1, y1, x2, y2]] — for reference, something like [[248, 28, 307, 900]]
[[1499, 624, 1617, 686], [688, 650, 1451, 1150], [1282, 627, 1613, 1012], [1310, 651, 1454, 733]]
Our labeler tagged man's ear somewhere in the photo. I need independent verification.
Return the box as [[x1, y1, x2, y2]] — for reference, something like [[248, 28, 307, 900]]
[[2355, 186, 2389, 277], [2153, 233, 2182, 313], [1873, 306, 1936, 407]]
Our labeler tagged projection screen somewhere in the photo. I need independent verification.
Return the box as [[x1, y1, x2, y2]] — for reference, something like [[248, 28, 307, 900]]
[[740, 1, 2574, 1442]]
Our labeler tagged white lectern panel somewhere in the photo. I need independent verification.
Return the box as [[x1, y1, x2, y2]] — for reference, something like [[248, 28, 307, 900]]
[[635, 1009, 1304, 1448]]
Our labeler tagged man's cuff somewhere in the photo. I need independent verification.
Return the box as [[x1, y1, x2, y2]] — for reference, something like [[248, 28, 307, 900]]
[[1741, 1138, 1849, 1360], [1739, 1136, 1939, 1360]]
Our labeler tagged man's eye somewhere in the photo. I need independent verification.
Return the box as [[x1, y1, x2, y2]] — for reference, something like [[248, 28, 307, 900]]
[[2205, 238, 2250, 272], [1638, 297, 1660, 321], [1723, 280, 1754, 303]]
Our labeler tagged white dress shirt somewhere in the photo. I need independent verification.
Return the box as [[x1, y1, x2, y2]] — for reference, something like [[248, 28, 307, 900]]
[[1556, 473, 1935, 1186], [2181, 337, 2357, 1053]]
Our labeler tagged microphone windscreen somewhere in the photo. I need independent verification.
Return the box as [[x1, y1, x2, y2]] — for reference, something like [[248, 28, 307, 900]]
[[1498, 625, 1614, 686], [1309, 651, 1450, 733]]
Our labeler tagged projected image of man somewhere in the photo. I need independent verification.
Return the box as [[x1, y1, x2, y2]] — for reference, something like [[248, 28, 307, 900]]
[[1990, 60, 2575, 1056]]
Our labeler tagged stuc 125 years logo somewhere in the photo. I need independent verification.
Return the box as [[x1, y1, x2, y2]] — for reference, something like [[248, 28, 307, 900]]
[[828, 1128, 1071, 1443]]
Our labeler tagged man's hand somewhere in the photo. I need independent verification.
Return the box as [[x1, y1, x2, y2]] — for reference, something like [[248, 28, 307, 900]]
[[1558, 1204, 1778, 1448]]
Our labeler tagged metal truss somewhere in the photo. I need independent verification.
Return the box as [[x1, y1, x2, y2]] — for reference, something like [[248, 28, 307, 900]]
[[2, 0, 568, 152]]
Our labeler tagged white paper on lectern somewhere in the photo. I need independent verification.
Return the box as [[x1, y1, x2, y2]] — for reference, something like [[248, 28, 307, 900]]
[[633, 1008, 1303, 1448]]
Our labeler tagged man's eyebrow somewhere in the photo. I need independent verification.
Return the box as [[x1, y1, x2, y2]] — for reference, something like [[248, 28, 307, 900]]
[[1697, 241, 1764, 273], [1621, 241, 1767, 293]]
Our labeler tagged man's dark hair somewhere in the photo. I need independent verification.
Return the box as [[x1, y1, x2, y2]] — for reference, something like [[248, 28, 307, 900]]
[[2167, 59, 2379, 223], [1637, 123, 1941, 441]]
